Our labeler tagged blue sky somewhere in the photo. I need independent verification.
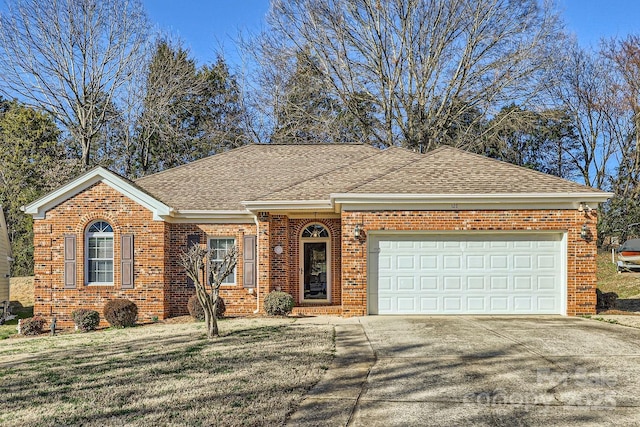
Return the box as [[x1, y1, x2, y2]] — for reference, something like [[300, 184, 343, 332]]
[[143, 0, 640, 66]]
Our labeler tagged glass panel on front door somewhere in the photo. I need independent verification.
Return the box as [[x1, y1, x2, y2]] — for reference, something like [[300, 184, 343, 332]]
[[303, 242, 327, 300]]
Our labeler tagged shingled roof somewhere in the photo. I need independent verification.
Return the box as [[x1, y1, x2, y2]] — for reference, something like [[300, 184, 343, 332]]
[[135, 143, 604, 211]]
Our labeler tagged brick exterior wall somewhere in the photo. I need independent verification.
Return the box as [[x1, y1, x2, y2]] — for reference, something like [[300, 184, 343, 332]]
[[33, 183, 598, 324], [341, 209, 598, 317], [33, 182, 167, 327], [165, 223, 258, 316]]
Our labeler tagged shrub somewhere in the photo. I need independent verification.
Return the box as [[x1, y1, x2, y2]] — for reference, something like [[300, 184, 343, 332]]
[[187, 294, 226, 321], [103, 298, 138, 328], [71, 309, 100, 332], [21, 316, 46, 336], [596, 288, 618, 311], [264, 291, 294, 316]]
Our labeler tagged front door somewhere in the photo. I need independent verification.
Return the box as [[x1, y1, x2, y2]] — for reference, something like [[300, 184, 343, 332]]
[[301, 241, 330, 301]]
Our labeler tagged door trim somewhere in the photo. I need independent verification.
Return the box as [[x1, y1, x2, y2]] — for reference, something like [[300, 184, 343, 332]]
[[367, 231, 567, 315], [299, 236, 331, 304]]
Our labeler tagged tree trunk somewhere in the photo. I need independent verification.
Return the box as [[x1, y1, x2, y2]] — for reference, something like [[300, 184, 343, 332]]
[[201, 292, 219, 339]]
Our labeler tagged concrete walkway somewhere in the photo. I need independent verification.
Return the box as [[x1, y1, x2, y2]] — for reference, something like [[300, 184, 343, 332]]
[[286, 317, 375, 426], [287, 315, 640, 426]]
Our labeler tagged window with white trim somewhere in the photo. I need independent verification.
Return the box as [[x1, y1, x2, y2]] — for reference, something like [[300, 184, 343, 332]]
[[86, 221, 114, 284], [208, 237, 236, 285]]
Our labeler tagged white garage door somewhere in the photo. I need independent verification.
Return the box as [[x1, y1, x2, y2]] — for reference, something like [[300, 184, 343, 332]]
[[369, 234, 565, 315]]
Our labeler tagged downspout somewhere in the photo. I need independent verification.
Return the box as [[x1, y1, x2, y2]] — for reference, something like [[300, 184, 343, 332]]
[[253, 214, 260, 314]]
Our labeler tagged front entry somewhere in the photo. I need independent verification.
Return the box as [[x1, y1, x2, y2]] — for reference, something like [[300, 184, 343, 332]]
[[300, 224, 331, 302]]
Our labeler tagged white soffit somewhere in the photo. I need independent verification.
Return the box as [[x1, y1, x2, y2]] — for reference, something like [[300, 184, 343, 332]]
[[331, 192, 613, 211]]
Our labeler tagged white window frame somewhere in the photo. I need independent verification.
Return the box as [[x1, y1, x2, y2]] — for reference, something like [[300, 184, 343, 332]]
[[85, 220, 114, 285], [208, 237, 237, 285]]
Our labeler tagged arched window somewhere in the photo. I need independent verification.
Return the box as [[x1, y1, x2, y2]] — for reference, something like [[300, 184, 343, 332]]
[[86, 221, 114, 284], [301, 224, 329, 238]]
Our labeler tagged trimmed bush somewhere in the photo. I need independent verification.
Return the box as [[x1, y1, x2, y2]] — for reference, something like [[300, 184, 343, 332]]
[[21, 316, 46, 336], [103, 298, 138, 328], [264, 291, 294, 316], [71, 309, 100, 332], [187, 294, 226, 321]]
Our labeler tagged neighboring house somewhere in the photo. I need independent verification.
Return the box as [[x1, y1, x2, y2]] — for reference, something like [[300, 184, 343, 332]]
[[0, 206, 11, 315], [23, 144, 612, 326]]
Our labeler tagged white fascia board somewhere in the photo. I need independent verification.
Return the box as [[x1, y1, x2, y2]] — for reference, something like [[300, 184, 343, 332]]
[[22, 167, 174, 221], [168, 210, 255, 224], [331, 192, 614, 209], [241, 200, 334, 212]]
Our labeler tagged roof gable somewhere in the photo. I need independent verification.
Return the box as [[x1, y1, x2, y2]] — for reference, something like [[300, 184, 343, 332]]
[[23, 167, 173, 220]]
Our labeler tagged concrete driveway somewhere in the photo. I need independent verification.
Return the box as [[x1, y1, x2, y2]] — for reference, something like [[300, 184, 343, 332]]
[[288, 316, 640, 426]]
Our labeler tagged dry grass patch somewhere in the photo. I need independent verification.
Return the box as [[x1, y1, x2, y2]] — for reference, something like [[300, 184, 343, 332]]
[[9, 276, 34, 306], [0, 317, 334, 426]]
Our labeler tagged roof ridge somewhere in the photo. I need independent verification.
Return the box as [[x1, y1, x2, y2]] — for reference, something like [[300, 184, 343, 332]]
[[253, 146, 385, 200], [342, 147, 424, 194]]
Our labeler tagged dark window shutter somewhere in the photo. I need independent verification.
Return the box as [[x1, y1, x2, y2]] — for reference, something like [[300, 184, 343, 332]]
[[186, 234, 200, 287], [121, 234, 134, 289], [243, 235, 256, 288], [64, 235, 76, 289]]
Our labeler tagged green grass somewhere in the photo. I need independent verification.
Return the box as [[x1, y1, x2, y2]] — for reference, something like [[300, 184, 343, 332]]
[[0, 306, 33, 339], [597, 251, 640, 299], [0, 317, 334, 426]]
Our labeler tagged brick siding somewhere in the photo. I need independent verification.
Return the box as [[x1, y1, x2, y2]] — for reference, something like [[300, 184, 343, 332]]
[[33, 183, 598, 325], [341, 209, 598, 317], [33, 182, 167, 327]]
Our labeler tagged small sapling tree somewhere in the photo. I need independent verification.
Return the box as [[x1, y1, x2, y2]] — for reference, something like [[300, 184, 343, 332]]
[[179, 244, 238, 339]]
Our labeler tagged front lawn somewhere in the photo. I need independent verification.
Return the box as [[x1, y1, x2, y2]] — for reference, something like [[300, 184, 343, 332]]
[[597, 250, 640, 312], [0, 318, 334, 426], [0, 305, 33, 339]]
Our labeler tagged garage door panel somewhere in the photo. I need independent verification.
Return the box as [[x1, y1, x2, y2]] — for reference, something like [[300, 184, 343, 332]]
[[398, 276, 416, 291], [538, 297, 557, 311], [379, 276, 392, 291], [466, 276, 485, 290], [374, 234, 563, 315], [421, 276, 438, 290], [443, 256, 461, 269], [490, 255, 508, 269], [514, 255, 532, 269], [397, 256, 415, 269], [467, 297, 485, 311], [490, 297, 509, 311], [443, 297, 461, 311], [537, 276, 557, 290], [490, 276, 508, 290], [379, 254, 392, 269], [466, 255, 485, 269], [443, 276, 461, 290], [514, 297, 532, 310], [537, 255, 556, 269], [514, 276, 533, 290], [420, 255, 438, 269], [421, 297, 438, 311]]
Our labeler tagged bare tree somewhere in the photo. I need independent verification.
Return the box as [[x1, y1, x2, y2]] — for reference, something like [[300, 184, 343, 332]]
[[0, 0, 150, 167], [250, 0, 562, 150], [179, 244, 238, 339], [603, 35, 640, 199], [551, 41, 627, 189]]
